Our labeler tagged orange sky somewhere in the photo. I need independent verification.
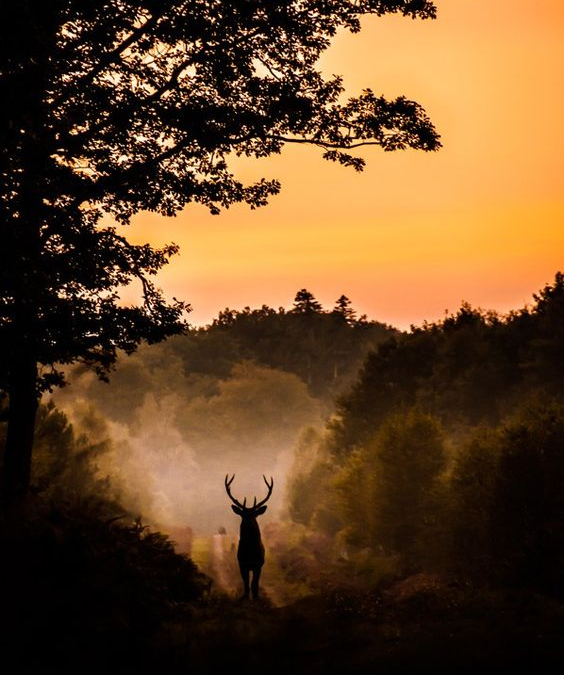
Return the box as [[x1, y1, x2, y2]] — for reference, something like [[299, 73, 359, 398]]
[[127, 0, 564, 330]]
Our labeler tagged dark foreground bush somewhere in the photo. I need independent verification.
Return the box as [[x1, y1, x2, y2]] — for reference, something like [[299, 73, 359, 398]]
[[0, 499, 210, 672]]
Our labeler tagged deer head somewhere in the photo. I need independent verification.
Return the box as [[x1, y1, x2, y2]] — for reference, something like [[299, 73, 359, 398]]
[[224, 474, 273, 519]]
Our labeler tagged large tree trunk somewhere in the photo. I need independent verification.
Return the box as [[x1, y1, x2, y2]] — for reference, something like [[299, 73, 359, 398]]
[[2, 348, 38, 502], [2, 213, 43, 504], [0, 5, 53, 505]]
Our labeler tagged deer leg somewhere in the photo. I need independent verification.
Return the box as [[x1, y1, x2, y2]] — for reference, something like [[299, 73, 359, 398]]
[[251, 567, 261, 600], [240, 566, 250, 599]]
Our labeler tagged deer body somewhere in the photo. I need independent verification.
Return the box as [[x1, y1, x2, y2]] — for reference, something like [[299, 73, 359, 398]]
[[225, 474, 273, 599], [237, 516, 265, 568]]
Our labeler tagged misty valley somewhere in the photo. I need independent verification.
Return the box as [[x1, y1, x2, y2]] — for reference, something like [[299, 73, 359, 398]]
[[2, 280, 564, 673], [3, 1, 563, 672]]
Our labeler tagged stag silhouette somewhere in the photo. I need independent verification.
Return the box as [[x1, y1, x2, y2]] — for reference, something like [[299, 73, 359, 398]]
[[225, 474, 273, 600]]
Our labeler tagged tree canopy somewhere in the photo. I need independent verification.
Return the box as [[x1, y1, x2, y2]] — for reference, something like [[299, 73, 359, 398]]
[[1, 0, 439, 496], [283, 273, 564, 589]]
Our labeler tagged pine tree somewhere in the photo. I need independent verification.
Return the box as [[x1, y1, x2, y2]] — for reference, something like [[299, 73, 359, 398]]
[[292, 290, 323, 315]]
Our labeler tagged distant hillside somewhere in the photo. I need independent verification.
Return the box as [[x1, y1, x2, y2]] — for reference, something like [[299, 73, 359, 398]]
[[166, 289, 397, 401], [46, 290, 395, 529]]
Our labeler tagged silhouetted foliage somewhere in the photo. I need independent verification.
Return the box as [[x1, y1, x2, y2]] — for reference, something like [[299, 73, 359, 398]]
[[0, 503, 209, 671], [198, 295, 395, 397], [32, 402, 115, 503], [293, 409, 445, 571], [292, 289, 323, 314], [0, 400, 123, 512], [365, 410, 444, 562], [330, 273, 564, 454], [286, 273, 564, 597], [447, 397, 564, 592], [0, 0, 439, 499], [61, 294, 395, 424], [3, 274, 564, 670], [333, 294, 360, 324]]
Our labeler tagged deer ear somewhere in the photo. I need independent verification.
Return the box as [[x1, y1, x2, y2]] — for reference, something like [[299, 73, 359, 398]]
[[231, 505, 243, 516], [255, 505, 267, 516]]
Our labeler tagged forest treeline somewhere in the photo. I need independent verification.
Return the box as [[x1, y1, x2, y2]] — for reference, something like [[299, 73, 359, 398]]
[[284, 272, 564, 597], [1, 290, 395, 527], [2, 275, 564, 671], [144, 289, 394, 400], [3, 276, 564, 599]]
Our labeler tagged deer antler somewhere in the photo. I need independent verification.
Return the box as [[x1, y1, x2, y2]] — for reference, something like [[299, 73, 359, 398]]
[[225, 474, 274, 511], [254, 475, 274, 509], [225, 474, 245, 509]]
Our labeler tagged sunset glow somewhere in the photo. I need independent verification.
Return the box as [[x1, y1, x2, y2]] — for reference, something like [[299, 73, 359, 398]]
[[129, 0, 564, 329]]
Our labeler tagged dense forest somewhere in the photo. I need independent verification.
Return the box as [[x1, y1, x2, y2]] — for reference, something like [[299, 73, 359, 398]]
[[34, 290, 395, 528], [5, 1, 562, 671], [284, 272, 564, 597], [2, 276, 564, 672]]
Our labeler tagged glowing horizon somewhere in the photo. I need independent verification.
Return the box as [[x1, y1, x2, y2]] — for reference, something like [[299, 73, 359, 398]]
[[124, 0, 564, 332]]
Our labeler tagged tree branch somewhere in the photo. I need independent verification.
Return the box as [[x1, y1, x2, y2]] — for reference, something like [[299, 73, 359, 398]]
[[53, 2, 183, 107], [266, 135, 385, 150]]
